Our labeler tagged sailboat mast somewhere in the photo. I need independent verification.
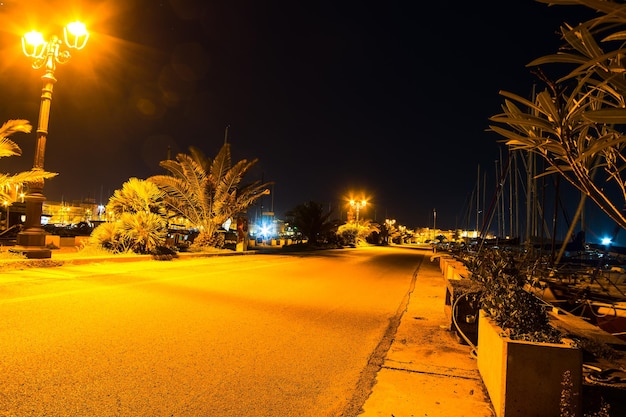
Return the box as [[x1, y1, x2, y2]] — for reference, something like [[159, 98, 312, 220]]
[[526, 141, 534, 246], [509, 154, 513, 237], [476, 164, 480, 236], [513, 151, 519, 239]]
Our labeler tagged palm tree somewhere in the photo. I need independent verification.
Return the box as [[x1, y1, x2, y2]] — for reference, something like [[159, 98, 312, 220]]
[[118, 211, 168, 254], [106, 177, 166, 218], [89, 221, 129, 253], [0, 119, 57, 202], [490, 0, 626, 233], [337, 219, 380, 246], [90, 178, 167, 254], [148, 143, 271, 247], [285, 201, 339, 245]]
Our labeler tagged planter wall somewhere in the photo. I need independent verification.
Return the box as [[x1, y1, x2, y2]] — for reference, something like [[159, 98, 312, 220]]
[[45, 234, 60, 248], [45, 235, 90, 248], [437, 255, 466, 279], [477, 312, 582, 417], [438, 256, 478, 344], [437, 255, 453, 275], [444, 279, 480, 345]]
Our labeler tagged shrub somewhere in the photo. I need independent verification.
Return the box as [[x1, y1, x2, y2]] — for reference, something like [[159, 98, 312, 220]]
[[465, 248, 562, 343]]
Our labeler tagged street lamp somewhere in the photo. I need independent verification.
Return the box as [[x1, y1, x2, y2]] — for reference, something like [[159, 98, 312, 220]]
[[385, 218, 396, 245], [15, 22, 88, 258], [350, 199, 367, 226]]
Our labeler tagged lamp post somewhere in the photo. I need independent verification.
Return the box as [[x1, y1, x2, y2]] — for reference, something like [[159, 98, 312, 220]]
[[385, 218, 396, 245], [14, 22, 88, 258], [350, 199, 367, 226]]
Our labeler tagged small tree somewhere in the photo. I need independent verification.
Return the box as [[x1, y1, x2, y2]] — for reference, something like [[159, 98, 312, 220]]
[[106, 177, 166, 217], [337, 219, 380, 246], [336, 223, 359, 246], [464, 248, 562, 343], [90, 178, 168, 254], [90, 221, 130, 253]]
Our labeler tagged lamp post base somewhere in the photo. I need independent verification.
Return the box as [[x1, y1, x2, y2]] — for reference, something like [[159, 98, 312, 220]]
[[12, 229, 52, 259], [10, 246, 52, 259]]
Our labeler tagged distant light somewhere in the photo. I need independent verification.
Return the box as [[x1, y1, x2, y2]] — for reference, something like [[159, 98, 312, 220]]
[[602, 237, 612, 245], [259, 223, 273, 238]]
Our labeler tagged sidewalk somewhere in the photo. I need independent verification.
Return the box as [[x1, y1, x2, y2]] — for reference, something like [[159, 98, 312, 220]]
[[360, 251, 495, 417]]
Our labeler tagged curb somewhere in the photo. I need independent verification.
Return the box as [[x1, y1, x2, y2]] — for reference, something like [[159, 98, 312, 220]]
[[0, 248, 260, 270]]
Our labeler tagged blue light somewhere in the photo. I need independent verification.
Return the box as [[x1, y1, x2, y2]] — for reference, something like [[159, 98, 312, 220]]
[[601, 237, 612, 245], [259, 224, 272, 238]]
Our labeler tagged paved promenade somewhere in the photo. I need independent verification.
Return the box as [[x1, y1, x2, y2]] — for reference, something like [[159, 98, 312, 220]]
[[8, 245, 626, 416], [2, 245, 496, 416], [360, 249, 494, 417]]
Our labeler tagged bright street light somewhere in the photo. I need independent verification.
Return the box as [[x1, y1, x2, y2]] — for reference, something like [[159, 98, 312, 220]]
[[350, 199, 367, 226], [14, 21, 88, 259]]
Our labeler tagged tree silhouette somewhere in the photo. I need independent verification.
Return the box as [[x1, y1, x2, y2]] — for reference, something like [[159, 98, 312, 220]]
[[149, 143, 271, 247], [285, 201, 338, 245]]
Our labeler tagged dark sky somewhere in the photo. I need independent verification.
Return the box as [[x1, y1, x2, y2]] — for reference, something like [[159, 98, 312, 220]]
[[0, 0, 617, 241]]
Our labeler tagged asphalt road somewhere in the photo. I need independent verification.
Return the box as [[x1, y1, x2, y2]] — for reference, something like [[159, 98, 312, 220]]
[[0, 246, 422, 417]]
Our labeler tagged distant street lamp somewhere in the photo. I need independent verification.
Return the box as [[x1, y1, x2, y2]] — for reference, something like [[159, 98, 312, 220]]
[[384, 218, 396, 245], [350, 199, 367, 226], [14, 22, 88, 258]]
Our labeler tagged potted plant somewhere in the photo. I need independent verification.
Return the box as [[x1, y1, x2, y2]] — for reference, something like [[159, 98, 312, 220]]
[[464, 248, 583, 417]]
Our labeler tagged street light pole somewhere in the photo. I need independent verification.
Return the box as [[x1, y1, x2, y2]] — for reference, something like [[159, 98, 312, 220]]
[[14, 23, 88, 258], [350, 199, 367, 227]]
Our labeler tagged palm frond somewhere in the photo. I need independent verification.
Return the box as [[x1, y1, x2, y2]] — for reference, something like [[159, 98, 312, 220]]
[[0, 137, 21, 158], [189, 146, 211, 171], [210, 143, 232, 183], [0, 120, 32, 138]]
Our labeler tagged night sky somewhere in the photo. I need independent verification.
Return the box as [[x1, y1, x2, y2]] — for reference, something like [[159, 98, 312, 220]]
[[0, 0, 618, 242]]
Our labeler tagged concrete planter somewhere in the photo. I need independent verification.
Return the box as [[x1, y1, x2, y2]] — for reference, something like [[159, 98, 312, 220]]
[[444, 278, 480, 345], [60, 236, 76, 247], [477, 312, 582, 417]]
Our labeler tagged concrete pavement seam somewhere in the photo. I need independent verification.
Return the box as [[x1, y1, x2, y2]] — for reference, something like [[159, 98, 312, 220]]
[[380, 365, 482, 381]]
